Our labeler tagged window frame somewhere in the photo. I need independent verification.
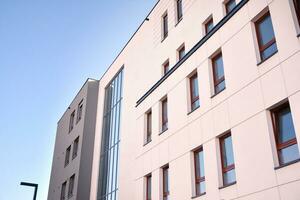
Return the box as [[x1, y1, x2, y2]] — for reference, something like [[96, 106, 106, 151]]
[[61, 181, 67, 200], [270, 102, 299, 166], [162, 165, 169, 200], [176, 0, 183, 23], [163, 60, 170, 75], [212, 52, 226, 95], [72, 136, 79, 159], [68, 174, 75, 198], [254, 11, 277, 62], [162, 12, 169, 40], [69, 110, 75, 133], [65, 145, 71, 167], [224, 0, 236, 15], [178, 45, 185, 61], [194, 147, 205, 196], [205, 17, 214, 34], [145, 110, 152, 144], [76, 100, 83, 123], [189, 73, 200, 111], [293, 0, 300, 28], [146, 174, 152, 200], [161, 98, 168, 133]]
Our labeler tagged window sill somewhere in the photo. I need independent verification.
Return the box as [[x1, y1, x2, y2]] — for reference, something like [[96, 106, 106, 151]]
[[191, 192, 206, 199], [257, 50, 278, 66], [211, 87, 226, 98], [143, 140, 152, 146], [218, 181, 236, 189], [187, 105, 200, 115], [175, 17, 183, 27], [274, 158, 300, 170], [159, 128, 168, 135]]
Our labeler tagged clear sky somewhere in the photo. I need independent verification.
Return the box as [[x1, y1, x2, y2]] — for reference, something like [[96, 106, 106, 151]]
[[0, 1, 156, 199]]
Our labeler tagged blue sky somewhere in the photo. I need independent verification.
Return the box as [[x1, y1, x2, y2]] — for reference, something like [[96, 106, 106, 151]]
[[0, 1, 156, 199]]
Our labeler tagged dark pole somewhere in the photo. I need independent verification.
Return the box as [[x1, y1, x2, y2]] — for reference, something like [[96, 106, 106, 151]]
[[20, 182, 38, 200]]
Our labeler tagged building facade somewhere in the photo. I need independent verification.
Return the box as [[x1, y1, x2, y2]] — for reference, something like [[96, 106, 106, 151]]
[[48, 0, 300, 199]]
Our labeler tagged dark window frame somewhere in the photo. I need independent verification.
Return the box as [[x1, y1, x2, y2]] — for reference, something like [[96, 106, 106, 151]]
[[61, 181, 67, 200], [293, 0, 300, 28], [205, 17, 214, 34], [189, 73, 200, 111], [68, 174, 75, 198], [161, 98, 168, 132], [65, 145, 71, 167], [225, 0, 236, 14], [146, 174, 152, 200], [72, 136, 79, 159], [76, 100, 83, 123], [163, 60, 170, 75], [178, 45, 185, 61], [69, 110, 75, 133], [146, 110, 152, 144], [271, 102, 299, 166], [194, 147, 205, 196], [176, 0, 183, 22], [212, 52, 226, 95], [162, 165, 169, 200], [162, 12, 169, 40]]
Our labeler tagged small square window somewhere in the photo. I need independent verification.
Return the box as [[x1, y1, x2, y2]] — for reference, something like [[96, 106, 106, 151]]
[[224, 0, 236, 14], [178, 45, 185, 61], [204, 17, 214, 34]]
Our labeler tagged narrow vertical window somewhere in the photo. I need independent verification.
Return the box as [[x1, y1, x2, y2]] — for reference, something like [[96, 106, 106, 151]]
[[255, 12, 277, 61], [293, 0, 300, 27], [76, 100, 83, 123], [72, 136, 79, 159], [219, 133, 236, 186], [271, 102, 299, 166], [69, 110, 75, 132], [162, 13, 168, 40], [60, 181, 67, 200], [163, 60, 170, 75], [68, 174, 75, 198], [65, 145, 71, 167], [161, 98, 168, 132], [212, 52, 226, 95], [178, 45, 185, 61], [146, 174, 152, 200], [146, 111, 152, 144], [194, 147, 205, 196], [205, 17, 214, 34], [189, 73, 200, 111], [225, 0, 236, 14], [176, 0, 183, 22], [162, 165, 169, 200]]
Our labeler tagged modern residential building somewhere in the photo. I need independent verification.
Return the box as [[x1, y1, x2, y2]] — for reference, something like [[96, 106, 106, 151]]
[[48, 79, 99, 200], [48, 0, 300, 200]]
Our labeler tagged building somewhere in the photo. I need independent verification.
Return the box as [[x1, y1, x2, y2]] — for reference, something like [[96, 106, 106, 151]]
[[48, 0, 300, 200], [48, 79, 99, 200]]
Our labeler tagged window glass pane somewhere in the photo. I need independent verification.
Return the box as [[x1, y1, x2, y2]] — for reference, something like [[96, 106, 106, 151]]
[[226, 0, 236, 13], [163, 168, 169, 193], [177, 0, 183, 20], [257, 14, 275, 46], [192, 77, 199, 98], [221, 136, 234, 167], [206, 20, 214, 33], [147, 176, 151, 199], [278, 107, 296, 143], [261, 42, 277, 60], [200, 181, 206, 194], [223, 169, 236, 185], [214, 55, 224, 80], [279, 144, 300, 164], [179, 47, 185, 60], [199, 150, 205, 178], [215, 80, 226, 94], [191, 100, 200, 111]]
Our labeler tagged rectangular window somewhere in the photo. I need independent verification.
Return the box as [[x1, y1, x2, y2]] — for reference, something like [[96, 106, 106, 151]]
[[68, 174, 75, 198], [72, 136, 79, 159], [194, 147, 205, 196], [69, 110, 75, 132], [76, 100, 83, 123], [294, 0, 300, 27], [161, 98, 168, 132], [162, 13, 168, 40], [271, 102, 299, 166], [162, 165, 169, 200], [65, 145, 71, 167], [163, 60, 170, 75], [255, 12, 277, 62], [219, 133, 236, 186], [176, 0, 183, 22], [212, 52, 226, 95], [60, 181, 67, 200], [225, 0, 236, 14], [146, 111, 152, 144], [178, 45, 185, 61], [205, 17, 214, 34], [146, 174, 152, 200], [189, 73, 200, 111]]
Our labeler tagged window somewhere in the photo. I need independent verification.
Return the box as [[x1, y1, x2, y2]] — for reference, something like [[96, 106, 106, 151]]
[[161, 98, 168, 132], [189, 73, 200, 111], [163, 60, 170, 75], [68, 174, 75, 198], [146, 174, 152, 200], [225, 0, 236, 14], [162, 165, 169, 200], [72, 136, 79, 159], [76, 100, 83, 123], [61, 181, 67, 200], [162, 13, 168, 40], [219, 133, 236, 186], [205, 17, 214, 34], [212, 52, 226, 95], [293, 0, 300, 27], [69, 110, 75, 132], [176, 0, 183, 22], [65, 145, 71, 167], [255, 12, 277, 62], [145, 111, 152, 144], [271, 102, 299, 166], [194, 147, 205, 196], [178, 45, 185, 61]]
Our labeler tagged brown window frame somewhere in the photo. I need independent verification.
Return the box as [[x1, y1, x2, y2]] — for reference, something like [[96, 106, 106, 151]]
[[178, 45, 185, 61], [60, 181, 67, 200], [65, 145, 71, 167], [146, 111, 152, 144], [219, 132, 236, 186], [161, 98, 168, 132], [255, 12, 277, 61], [162, 13, 168, 40], [189, 73, 200, 111], [271, 102, 299, 166], [146, 174, 152, 200], [72, 136, 79, 159], [225, 0, 236, 14], [162, 165, 169, 200], [294, 0, 300, 27], [205, 17, 214, 34], [194, 147, 205, 196], [212, 52, 225, 95], [176, 0, 183, 22], [163, 60, 170, 75]]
